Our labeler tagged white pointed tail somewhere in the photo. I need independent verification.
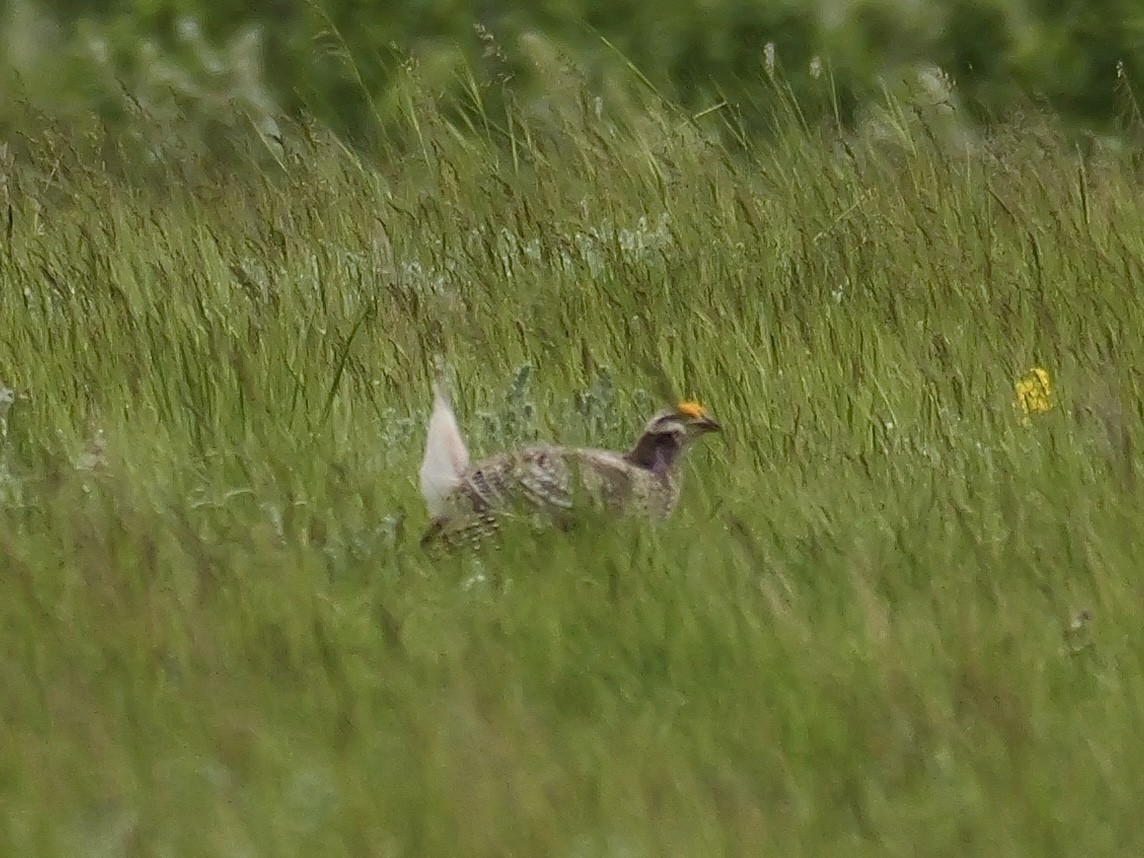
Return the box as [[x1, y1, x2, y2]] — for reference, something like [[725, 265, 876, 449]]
[[419, 382, 470, 518]]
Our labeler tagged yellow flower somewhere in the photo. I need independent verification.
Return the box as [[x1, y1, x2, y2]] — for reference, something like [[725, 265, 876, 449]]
[[1015, 367, 1053, 421]]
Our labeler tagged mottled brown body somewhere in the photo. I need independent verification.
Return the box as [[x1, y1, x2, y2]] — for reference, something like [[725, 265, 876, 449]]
[[419, 400, 720, 552]]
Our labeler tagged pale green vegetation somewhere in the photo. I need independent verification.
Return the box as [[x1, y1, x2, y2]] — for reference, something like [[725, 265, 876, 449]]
[[1, 73, 1143, 856]]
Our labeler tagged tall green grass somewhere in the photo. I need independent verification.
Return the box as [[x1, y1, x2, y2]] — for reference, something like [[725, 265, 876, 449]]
[[1, 79, 1142, 856]]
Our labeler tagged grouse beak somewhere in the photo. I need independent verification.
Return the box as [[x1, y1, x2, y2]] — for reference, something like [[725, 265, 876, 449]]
[[695, 414, 721, 433]]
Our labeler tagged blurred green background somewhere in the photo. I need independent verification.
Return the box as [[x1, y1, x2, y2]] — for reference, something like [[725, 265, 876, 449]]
[[4, 0, 1142, 145]]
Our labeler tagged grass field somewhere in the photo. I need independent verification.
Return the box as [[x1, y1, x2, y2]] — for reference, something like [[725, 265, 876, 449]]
[[1, 83, 1143, 856]]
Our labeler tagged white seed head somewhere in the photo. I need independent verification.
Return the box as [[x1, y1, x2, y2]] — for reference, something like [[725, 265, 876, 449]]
[[0, 386, 14, 419]]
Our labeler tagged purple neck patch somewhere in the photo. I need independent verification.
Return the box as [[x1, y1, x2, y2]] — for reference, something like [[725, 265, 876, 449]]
[[628, 432, 681, 474]]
